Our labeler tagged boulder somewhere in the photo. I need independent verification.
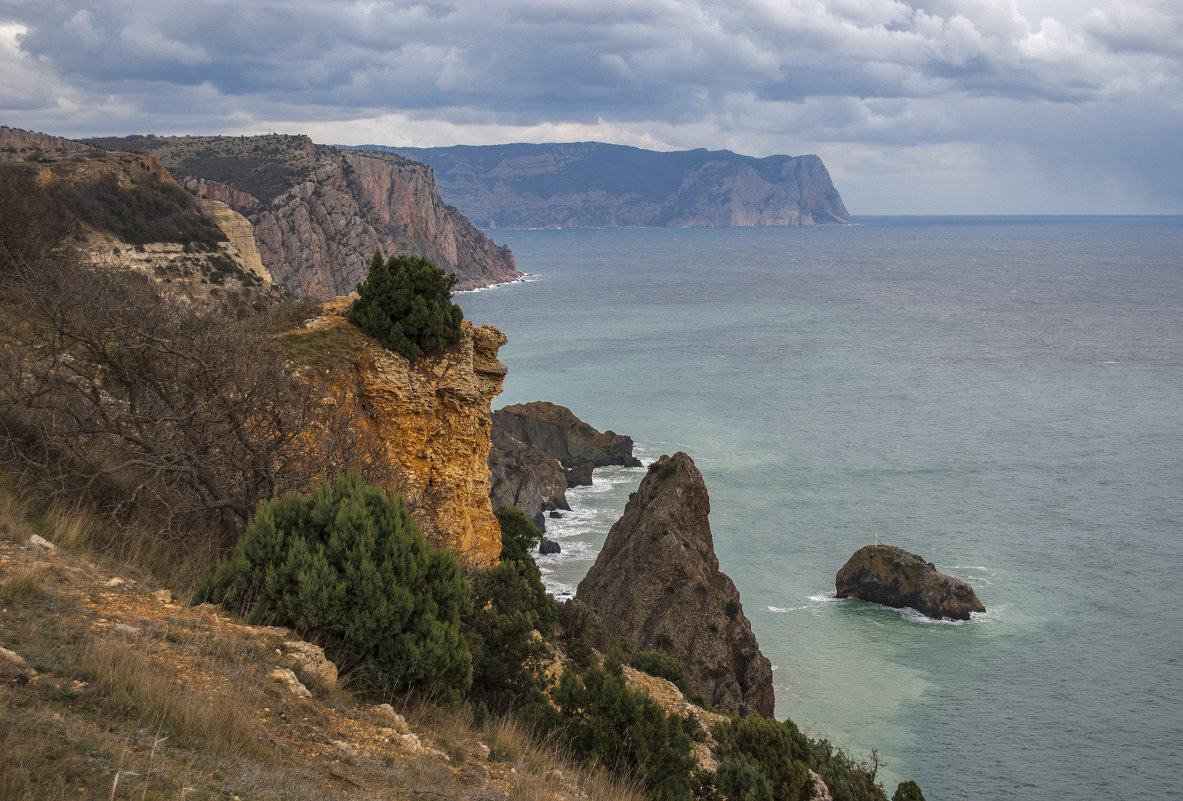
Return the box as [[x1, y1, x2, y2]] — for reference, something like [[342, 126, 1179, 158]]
[[538, 538, 561, 555], [577, 452, 774, 717], [283, 640, 338, 687], [835, 544, 985, 621]]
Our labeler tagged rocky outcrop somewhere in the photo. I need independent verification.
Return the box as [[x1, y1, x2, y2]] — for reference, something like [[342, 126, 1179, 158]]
[[365, 142, 851, 229], [577, 452, 774, 717], [491, 402, 641, 489], [293, 299, 508, 567], [488, 424, 570, 531], [835, 545, 986, 621], [85, 134, 520, 299]]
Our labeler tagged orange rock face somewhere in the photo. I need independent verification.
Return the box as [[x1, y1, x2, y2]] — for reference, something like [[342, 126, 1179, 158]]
[[308, 300, 507, 567]]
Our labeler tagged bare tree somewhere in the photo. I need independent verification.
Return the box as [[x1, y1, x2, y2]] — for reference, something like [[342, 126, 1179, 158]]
[[0, 164, 397, 554]]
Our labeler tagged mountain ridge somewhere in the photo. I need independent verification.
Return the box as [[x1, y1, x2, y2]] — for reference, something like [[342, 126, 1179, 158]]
[[352, 141, 850, 229]]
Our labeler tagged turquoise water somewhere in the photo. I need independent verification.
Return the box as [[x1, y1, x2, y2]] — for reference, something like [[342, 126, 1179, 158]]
[[456, 218, 1183, 800]]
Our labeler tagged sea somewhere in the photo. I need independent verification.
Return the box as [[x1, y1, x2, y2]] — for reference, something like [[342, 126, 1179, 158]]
[[455, 216, 1183, 801]]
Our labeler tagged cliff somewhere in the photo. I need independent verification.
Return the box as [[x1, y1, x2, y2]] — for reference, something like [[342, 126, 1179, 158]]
[[290, 299, 507, 567], [577, 452, 775, 717], [360, 142, 850, 228], [488, 401, 644, 531], [84, 134, 520, 299], [491, 401, 641, 489], [487, 424, 571, 531], [835, 544, 986, 621]]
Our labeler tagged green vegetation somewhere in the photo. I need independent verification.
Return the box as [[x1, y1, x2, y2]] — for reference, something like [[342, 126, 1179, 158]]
[[193, 474, 473, 703], [464, 507, 557, 715], [48, 170, 226, 250], [627, 649, 710, 709], [709, 715, 891, 801], [713, 716, 812, 801], [548, 661, 698, 801], [892, 779, 927, 801], [348, 250, 464, 363]]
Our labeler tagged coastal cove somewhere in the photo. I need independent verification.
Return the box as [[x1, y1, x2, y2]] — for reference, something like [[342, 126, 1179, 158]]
[[457, 218, 1183, 800]]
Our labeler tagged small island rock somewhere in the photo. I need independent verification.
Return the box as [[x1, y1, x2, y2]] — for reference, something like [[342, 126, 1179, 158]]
[[539, 538, 561, 555], [835, 544, 985, 621]]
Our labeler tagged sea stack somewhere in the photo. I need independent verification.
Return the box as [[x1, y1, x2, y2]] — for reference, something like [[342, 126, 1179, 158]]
[[835, 544, 985, 621], [577, 452, 774, 717]]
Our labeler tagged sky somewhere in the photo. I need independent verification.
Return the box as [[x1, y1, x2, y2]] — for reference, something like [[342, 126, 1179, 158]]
[[1, 0, 1180, 214]]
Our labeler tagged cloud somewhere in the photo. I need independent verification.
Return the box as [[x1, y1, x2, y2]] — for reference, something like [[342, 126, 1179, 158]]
[[0, 0, 1179, 212]]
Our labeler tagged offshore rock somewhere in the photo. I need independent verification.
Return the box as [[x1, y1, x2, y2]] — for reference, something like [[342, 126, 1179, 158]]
[[84, 134, 520, 298], [577, 452, 774, 717], [296, 299, 507, 567], [491, 402, 641, 487], [835, 545, 986, 621]]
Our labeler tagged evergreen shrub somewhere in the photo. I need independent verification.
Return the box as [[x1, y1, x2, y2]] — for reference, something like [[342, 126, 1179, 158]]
[[892, 780, 926, 801], [712, 716, 812, 801], [550, 661, 698, 801], [192, 473, 472, 703], [348, 250, 463, 363], [463, 506, 557, 713]]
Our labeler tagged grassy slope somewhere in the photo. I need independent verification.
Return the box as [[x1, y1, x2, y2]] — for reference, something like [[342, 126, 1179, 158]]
[[0, 484, 640, 801]]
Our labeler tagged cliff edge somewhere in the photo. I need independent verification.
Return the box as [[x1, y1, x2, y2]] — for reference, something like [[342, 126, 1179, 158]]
[[366, 142, 850, 229], [290, 299, 508, 567], [577, 452, 774, 717]]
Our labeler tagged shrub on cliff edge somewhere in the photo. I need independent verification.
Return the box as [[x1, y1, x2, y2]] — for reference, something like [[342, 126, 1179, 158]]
[[348, 250, 463, 363], [192, 473, 472, 703]]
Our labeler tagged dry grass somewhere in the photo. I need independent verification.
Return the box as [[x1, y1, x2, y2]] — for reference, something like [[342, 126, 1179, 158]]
[[0, 477, 650, 801], [0, 568, 42, 606], [76, 639, 271, 761]]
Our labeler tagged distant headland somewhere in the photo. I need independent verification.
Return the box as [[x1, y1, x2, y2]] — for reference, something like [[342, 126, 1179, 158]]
[[349, 141, 851, 229]]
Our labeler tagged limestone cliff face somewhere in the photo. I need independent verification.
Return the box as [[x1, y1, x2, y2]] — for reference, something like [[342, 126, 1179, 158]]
[[305, 299, 507, 567], [371, 142, 850, 228], [85, 134, 520, 299], [577, 452, 775, 717]]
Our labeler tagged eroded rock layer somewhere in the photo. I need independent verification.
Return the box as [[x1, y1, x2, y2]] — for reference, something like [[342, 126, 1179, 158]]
[[491, 401, 641, 488], [577, 452, 774, 717]]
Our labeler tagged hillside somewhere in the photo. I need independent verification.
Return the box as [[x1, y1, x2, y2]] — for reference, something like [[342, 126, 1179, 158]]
[[0, 502, 645, 801], [0, 127, 272, 298], [84, 134, 520, 299], [355, 142, 850, 229]]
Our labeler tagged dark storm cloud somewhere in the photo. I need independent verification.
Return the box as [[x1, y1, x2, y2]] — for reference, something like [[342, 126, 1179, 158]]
[[1, 0, 1179, 212]]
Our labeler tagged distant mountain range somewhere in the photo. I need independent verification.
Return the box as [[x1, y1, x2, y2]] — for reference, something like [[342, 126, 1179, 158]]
[[350, 142, 850, 229]]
